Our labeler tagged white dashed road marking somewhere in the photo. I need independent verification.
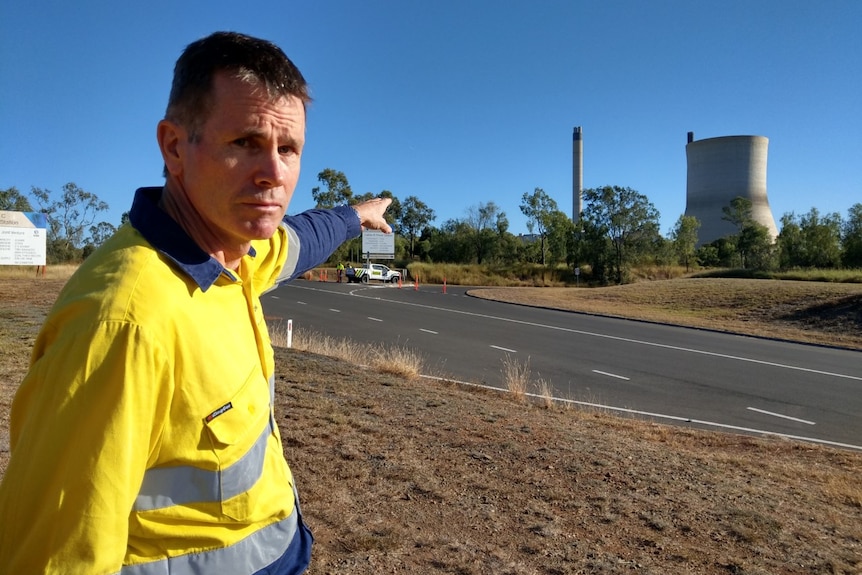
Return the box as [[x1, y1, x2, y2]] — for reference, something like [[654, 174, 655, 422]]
[[592, 370, 631, 381], [490, 345, 517, 353]]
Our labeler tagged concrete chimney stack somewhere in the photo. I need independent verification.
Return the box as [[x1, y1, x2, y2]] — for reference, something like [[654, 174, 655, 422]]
[[573, 126, 583, 222]]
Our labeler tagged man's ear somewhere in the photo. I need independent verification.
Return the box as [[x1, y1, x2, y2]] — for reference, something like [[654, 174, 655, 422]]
[[157, 119, 185, 177]]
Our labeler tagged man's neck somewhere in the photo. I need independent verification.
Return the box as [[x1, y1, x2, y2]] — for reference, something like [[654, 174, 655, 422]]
[[158, 183, 247, 271]]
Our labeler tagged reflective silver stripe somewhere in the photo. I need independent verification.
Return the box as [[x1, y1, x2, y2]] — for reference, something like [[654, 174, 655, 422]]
[[269, 374, 277, 432], [276, 223, 301, 283], [119, 507, 299, 575], [269, 374, 276, 420], [134, 423, 269, 512]]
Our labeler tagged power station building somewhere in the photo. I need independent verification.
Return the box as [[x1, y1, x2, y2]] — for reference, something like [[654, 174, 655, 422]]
[[570, 128, 778, 246], [684, 133, 779, 246]]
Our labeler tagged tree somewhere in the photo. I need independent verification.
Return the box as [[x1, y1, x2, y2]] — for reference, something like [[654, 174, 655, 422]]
[[400, 196, 435, 259], [697, 237, 738, 268], [30, 182, 110, 263], [464, 202, 504, 264], [777, 212, 804, 269], [544, 209, 576, 267], [81, 222, 118, 259], [800, 208, 842, 268], [427, 219, 472, 263], [311, 168, 352, 208], [721, 197, 774, 270], [737, 222, 776, 271], [780, 208, 842, 269], [842, 203, 862, 268], [494, 214, 524, 267], [670, 215, 700, 272], [579, 218, 613, 284], [519, 187, 558, 265], [88, 221, 117, 247], [0, 187, 33, 211], [650, 234, 676, 267], [581, 186, 660, 284], [721, 196, 754, 234]]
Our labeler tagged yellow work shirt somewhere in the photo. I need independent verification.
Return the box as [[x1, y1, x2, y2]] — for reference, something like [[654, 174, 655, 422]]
[[0, 187, 359, 574]]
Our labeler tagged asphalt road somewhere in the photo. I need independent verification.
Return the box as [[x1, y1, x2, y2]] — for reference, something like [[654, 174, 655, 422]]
[[263, 279, 862, 451]]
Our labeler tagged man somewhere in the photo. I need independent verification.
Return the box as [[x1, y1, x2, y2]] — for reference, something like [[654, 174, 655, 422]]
[[336, 261, 345, 282], [0, 32, 390, 574]]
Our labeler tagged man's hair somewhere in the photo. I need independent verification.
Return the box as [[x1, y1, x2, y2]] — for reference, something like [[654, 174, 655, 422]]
[[165, 31, 311, 140]]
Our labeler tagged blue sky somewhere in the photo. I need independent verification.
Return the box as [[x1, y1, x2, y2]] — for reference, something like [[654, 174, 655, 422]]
[[2, 0, 859, 236]]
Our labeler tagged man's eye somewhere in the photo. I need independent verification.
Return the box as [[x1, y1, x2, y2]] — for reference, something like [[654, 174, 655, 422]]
[[233, 138, 250, 148], [278, 145, 296, 155]]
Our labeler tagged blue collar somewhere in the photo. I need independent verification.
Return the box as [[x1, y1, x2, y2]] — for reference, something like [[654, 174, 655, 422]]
[[129, 187, 254, 291]]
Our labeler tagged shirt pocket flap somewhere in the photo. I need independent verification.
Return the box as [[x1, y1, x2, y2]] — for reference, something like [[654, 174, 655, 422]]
[[203, 375, 267, 446]]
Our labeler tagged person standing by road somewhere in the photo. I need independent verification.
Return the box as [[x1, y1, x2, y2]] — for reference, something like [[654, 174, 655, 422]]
[[336, 261, 345, 282], [0, 31, 390, 574]]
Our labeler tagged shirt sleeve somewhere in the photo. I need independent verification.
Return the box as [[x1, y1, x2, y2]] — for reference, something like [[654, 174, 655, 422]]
[[0, 319, 170, 574], [277, 205, 361, 283]]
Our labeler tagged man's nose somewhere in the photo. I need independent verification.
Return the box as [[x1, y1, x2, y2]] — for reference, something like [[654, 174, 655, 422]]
[[254, 147, 287, 188]]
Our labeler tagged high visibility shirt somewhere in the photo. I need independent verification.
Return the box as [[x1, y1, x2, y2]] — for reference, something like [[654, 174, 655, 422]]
[[0, 187, 360, 574]]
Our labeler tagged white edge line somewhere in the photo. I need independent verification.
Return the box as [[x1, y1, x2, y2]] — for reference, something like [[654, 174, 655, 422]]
[[368, 317, 383, 322], [275, 283, 862, 450], [747, 407, 816, 425], [285, 283, 861, 382], [420, 328, 438, 334], [419, 374, 862, 452]]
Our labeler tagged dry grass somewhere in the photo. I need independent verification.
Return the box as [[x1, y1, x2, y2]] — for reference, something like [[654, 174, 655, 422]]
[[271, 324, 426, 380], [534, 378, 555, 409], [406, 262, 581, 287], [501, 354, 530, 401], [274, 349, 862, 574], [0, 264, 78, 280], [472, 278, 862, 350], [2, 275, 861, 574]]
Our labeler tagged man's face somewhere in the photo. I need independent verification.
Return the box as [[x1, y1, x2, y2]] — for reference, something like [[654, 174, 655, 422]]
[[171, 72, 305, 247]]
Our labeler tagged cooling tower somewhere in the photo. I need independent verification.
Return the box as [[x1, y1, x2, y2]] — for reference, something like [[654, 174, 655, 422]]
[[572, 126, 583, 222], [685, 133, 778, 246]]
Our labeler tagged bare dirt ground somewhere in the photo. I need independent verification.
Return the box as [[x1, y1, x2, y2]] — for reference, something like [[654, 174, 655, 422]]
[[1, 276, 861, 574]]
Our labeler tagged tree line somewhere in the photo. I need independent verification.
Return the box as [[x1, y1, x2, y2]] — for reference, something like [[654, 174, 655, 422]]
[[3, 174, 861, 283], [1, 184, 113, 263], [308, 168, 862, 284]]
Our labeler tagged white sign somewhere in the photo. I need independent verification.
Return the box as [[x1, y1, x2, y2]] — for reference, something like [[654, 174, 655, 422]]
[[0, 211, 48, 266], [361, 229, 395, 259]]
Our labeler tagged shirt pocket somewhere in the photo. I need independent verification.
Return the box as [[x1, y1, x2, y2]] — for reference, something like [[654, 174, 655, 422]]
[[203, 367, 272, 520]]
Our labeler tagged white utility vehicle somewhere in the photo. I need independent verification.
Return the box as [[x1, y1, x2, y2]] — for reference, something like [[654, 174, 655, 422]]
[[347, 263, 401, 283]]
